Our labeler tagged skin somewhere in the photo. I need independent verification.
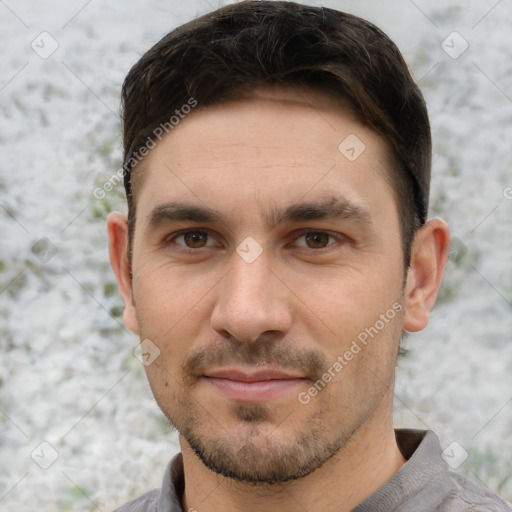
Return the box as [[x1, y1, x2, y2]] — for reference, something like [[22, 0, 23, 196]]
[[108, 85, 450, 512]]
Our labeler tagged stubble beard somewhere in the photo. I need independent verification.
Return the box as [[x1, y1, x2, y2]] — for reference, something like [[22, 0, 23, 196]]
[[146, 312, 402, 486], [175, 399, 356, 485]]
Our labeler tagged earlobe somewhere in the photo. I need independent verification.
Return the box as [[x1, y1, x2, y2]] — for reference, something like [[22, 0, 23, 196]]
[[106, 212, 140, 335], [403, 218, 450, 333]]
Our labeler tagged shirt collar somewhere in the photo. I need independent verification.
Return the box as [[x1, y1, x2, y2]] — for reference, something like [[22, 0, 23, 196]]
[[353, 429, 446, 511], [157, 452, 185, 512]]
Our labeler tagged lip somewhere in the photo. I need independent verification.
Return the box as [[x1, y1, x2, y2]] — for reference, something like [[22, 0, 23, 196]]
[[203, 368, 307, 403], [205, 368, 304, 381]]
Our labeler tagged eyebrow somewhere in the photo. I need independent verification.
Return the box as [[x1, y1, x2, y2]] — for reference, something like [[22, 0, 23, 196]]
[[266, 196, 372, 228], [147, 202, 231, 228], [146, 196, 373, 232]]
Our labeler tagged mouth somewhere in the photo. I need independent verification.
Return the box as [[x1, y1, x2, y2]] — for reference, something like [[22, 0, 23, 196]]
[[203, 368, 308, 403]]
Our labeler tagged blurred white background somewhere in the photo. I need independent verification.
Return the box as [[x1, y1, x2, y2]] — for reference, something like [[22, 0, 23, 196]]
[[1, 1, 511, 510]]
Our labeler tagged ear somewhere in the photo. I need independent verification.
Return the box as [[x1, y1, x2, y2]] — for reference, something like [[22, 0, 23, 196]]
[[403, 218, 450, 332], [107, 212, 140, 335]]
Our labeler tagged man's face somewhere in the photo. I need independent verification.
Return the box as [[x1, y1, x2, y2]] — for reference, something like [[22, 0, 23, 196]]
[[126, 87, 407, 483]]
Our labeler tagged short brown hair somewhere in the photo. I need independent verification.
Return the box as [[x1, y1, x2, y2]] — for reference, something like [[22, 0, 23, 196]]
[[121, 0, 431, 267]]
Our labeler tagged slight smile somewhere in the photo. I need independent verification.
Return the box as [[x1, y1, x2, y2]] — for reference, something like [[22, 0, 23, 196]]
[[203, 368, 308, 403]]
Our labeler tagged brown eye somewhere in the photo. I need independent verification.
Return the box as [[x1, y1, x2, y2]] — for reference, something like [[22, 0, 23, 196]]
[[183, 232, 208, 248], [172, 231, 213, 249], [304, 232, 331, 249]]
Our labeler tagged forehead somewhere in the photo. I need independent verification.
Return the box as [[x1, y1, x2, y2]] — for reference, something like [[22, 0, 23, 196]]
[[131, 86, 395, 219]]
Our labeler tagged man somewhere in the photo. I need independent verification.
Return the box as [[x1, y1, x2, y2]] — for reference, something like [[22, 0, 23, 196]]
[[108, 1, 512, 510]]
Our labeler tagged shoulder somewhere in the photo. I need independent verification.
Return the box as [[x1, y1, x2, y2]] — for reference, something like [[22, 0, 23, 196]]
[[392, 430, 512, 511], [111, 488, 160, 512], [111, 453, 184, 512], [407, 470, 512, 511], [441, 472, 512, 511]]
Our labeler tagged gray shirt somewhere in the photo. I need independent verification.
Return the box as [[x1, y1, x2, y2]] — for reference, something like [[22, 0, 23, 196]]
[[113, 429, 512, 511]]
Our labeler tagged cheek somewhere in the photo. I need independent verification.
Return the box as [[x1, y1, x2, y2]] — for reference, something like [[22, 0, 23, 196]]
[[143, 358, 187, 418], [322, 311, 402, 406], [293, 265, 402, 334], [133, 262, 200, 325], [132, 268, 217, 359], [300, 274, 404, 388]]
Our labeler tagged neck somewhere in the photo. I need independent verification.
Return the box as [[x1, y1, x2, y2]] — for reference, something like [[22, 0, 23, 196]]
[[180, 399, 406, 512]]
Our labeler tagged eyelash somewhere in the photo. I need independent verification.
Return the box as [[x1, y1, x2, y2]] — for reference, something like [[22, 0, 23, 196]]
[[164, 229, 344, 253]]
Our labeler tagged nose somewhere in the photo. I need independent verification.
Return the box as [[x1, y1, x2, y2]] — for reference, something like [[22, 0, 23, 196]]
[[210, 247, 293, 343]]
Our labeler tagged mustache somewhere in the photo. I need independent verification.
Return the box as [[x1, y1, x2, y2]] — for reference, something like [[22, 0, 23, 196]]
[[181, 336, 327, 384]]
